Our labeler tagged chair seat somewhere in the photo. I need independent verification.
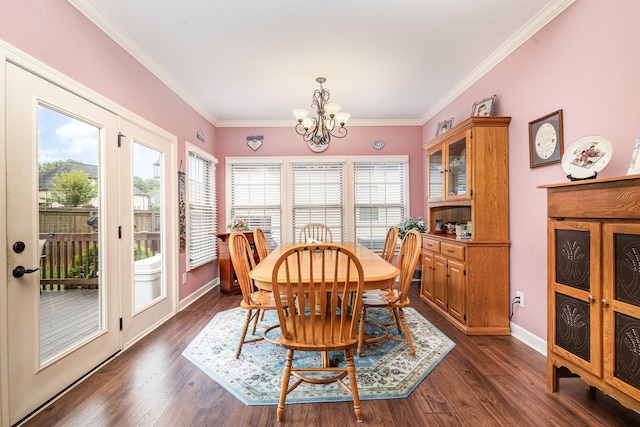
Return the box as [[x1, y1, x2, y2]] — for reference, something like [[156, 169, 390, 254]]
[[239, 291, 278, 310], [361, 289, 410, 308]]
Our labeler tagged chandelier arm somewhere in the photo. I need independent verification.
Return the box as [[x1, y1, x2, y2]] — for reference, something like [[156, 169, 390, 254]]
[[329, 125, 348, 139]]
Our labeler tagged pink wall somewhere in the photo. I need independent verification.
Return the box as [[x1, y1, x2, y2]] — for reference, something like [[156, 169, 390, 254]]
[[0, 0, 217, 300], [216, 126, 424, 231], [423, 0, 640, 340], [4, 0, 637, 341]]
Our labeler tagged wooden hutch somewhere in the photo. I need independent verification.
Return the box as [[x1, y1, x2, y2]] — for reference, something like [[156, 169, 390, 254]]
[[421, 116, 511, 335]]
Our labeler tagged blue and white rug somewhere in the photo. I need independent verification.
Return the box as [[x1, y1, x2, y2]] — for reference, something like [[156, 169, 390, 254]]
[[182, 307, 455, 405]]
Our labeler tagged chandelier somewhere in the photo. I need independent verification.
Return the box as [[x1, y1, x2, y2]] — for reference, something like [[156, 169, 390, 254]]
[[292, 77, 350, 153]]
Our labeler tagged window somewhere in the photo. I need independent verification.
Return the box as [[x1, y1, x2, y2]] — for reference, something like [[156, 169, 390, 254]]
[[188, 145, 217, 269], [225, 156, 408, 249], [353, 160, 407, 252], [227, 159, 282, 249], [291, 160, 344, 242]]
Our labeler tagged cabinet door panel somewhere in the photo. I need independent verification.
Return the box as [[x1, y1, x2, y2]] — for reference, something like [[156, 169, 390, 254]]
[[549, 221, 602, 376], [427, 146, 444, 201], [603, 223, 640, 400], [421, 251, 435, 301], [446, 136, 469, 200], [434, 254, 448, 310], [448, 259, 465, 323]]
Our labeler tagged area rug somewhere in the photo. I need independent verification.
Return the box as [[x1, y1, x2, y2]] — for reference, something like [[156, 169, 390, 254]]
[[182, 306, 455, 405]]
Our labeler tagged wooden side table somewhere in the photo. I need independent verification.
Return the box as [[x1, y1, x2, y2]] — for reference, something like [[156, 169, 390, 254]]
[[216, 231, 256, 295]]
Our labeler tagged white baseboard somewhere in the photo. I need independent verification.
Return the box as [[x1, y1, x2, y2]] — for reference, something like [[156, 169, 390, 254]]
[[510, 322, 547, 356], [178, 278, 219, 312]]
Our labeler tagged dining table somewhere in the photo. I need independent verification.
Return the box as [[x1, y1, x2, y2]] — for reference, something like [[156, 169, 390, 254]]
[[249, 241, 400, 367], [249, 241, 400, 292]]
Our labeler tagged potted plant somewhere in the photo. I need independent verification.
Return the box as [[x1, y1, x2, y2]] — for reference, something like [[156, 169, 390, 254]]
[[227, 216, 249, 232], [397, 216, 427, 239]]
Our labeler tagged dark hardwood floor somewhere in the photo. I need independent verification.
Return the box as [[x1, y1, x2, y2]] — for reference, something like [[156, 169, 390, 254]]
[[23, 282, 640, 426]]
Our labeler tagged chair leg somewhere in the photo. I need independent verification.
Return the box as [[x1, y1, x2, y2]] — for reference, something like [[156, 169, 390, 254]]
[[398, 308, 416, 357], [236, 309, 253, 359], [345, 348, 363, 423], [251, 309, 261, 335], [357, 307, 367, 357], [277, 349, 294, 422]]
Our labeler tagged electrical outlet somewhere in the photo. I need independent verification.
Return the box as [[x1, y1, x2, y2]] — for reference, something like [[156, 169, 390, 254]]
[[182, 272, 187, 285], [516, 291, 524, 308]]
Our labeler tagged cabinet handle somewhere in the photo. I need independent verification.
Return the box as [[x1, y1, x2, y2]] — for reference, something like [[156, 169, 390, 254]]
[[588, 295, 595, 303], [602, 299, 609, 307]]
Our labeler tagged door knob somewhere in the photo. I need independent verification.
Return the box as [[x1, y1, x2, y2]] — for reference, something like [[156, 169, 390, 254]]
[[12, 266, 40, 278]]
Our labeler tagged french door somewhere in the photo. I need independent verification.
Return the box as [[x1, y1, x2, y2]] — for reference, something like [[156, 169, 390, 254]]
[[6, 62, 120, 424], [5, 62, 176, 424]]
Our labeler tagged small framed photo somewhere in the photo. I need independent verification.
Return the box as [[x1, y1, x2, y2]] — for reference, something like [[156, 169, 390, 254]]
[[436, 118, 453, 136], [472, 95, 497, 117], [529, 109, 564, 168], [627, 137, 640, 175]]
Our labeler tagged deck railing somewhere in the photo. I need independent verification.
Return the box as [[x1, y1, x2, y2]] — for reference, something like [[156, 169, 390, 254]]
[[39, 232, 160, 290]]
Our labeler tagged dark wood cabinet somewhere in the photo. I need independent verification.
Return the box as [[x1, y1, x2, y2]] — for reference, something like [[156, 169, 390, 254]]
[[541, 176, 640, 411], [216, 231, 256, 295]]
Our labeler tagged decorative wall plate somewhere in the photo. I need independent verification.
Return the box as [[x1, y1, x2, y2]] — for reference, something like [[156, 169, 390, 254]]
[[562, 135, 613, 179], [372, 138, 385, 150]]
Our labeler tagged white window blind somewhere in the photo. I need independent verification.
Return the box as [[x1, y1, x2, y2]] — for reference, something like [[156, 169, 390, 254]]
[[228, 162, 282, 248], [353, 160, 407, 253], [188, 149, 217, 269], [291, 161, 344, 242]]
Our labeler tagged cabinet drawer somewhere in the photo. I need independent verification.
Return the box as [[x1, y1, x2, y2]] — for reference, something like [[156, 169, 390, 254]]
[[422, 237, 441, 253], [441, 242, 465, 261]]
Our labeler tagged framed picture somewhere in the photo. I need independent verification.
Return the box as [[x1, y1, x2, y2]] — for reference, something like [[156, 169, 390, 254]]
[[627, 137, 640, 175], [528, 109, 564, 168], [471, 95, 497, 117], [436, 118, 453, 136]]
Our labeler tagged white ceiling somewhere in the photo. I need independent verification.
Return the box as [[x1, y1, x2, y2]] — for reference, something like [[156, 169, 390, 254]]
[[69, 0, 574, 127]]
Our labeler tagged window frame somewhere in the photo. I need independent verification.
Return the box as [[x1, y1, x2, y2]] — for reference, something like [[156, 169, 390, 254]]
[[225, 155, 408, 248], [186, 143, 218, 270]]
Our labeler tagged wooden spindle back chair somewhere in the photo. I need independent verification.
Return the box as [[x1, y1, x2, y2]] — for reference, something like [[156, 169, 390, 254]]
[[270, 243, 365, 423], [228, 231, 281, 358], [298, 223, 333, 243], [358, 229, 422, 357], [380, 225, 399, 263], [253, 227, 271, 262]]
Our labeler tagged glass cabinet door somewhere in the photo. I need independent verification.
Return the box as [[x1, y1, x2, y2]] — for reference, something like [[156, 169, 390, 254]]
[[428, 146, 443, 200], [447, 137, 468, 198]]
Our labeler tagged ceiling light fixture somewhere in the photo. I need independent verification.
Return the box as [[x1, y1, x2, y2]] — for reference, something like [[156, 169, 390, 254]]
[[292, 77, 350, 153]]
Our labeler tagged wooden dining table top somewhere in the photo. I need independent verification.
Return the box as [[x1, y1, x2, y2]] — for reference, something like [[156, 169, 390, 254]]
[[249, 242, 400, 291]]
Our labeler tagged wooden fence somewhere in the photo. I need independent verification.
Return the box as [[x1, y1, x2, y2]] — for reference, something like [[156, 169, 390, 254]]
[[39, 232, 160, 290]]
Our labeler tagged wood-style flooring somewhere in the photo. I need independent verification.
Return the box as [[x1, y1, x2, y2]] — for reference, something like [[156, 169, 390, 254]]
[[23, 282, 640, 426]]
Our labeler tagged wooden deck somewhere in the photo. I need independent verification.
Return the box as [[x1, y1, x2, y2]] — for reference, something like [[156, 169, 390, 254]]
[[40, 289, 100, 361]]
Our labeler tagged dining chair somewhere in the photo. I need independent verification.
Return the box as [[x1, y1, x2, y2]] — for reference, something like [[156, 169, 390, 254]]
[[253, 227, 270, 262], [298, 223, 333, 243], [270, 243, 365, 423], [380, 225, 399, 263], [357, 229, 422, 357], [228, 231, 283, 358]]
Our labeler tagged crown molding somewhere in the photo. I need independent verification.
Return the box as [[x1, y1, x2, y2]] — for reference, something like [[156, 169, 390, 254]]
[[69, 0, 575, 129]]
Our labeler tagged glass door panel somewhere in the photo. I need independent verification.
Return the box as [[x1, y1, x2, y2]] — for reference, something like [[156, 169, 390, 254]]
[[38, 105, 102, 363], [132, 143, 163, 311], [428, 146, 443, 200], [447, 137, 467, 198]]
